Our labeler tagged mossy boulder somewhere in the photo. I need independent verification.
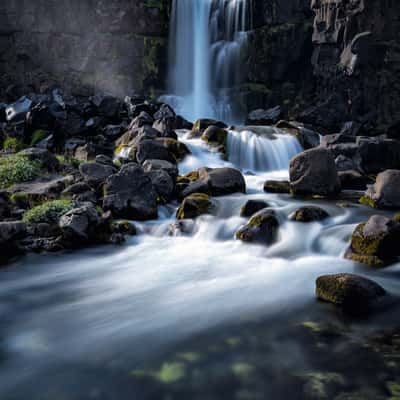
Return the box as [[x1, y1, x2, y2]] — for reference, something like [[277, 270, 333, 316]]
[[360, 169, 400, 209], [290, 206, 329, 222], [201, 125, 228, 153], [156, 138, 191, 161], [236, 209, 279, 245], [176, 193, 214, 220], [316, 273, 386, 314], [190, 119, 227, 138], [345, 215, 400, 266], [22, 199, 74, 225], [264, 180, 290, 194], [240, 199, 269, 217]]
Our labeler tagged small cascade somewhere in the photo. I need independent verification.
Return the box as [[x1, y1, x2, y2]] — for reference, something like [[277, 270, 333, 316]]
[[163, 0, 252, 123], [227, 129, 303, 172]]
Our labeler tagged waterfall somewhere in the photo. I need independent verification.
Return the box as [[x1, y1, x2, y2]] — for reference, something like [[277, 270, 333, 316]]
[[227, 129, 303, 172], [162, 0, 252, 123]]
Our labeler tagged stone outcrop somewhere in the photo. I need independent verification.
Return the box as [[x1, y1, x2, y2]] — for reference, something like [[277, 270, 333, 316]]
[[0, 0, 169, 98]]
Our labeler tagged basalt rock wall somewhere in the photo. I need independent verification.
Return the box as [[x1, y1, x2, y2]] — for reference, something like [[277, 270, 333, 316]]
[[0, 0, 169, 99]]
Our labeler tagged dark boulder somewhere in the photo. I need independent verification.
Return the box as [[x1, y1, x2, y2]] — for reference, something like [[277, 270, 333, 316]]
[[201, 125, 228, 152], [246, 106, 282, 125], [236, 209, 279, 246], [142, 159, 178, 180], [316, 273, 386, 314], [146, 169, 174, 201], [290, 206, 329, 222], [264, 180, 290, 194], [190, 119, 227, 137], [339, 170, 372, 191], [240, 200, 269, 217], [103, 163, 158, 220], [6, 96, 32, 122], [79, 162, 116, 188], [198, 167, 246, 196], [136, 139, 177, 165], [176, 193, 214, 220], [289, 148, 341, 196]]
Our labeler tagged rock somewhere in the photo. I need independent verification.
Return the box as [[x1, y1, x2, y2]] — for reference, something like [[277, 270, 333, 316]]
[[62, 182, 96, 203], [290, 148, 341, 196], [79, 162, 116, 188], [103, 163, 158, 220], [74, 142, 112, 162], [335, 155, 357, 172], [0, 190, 11, 219], [0, 221, 27, 261], [201, 125, 228, 152], [320, 134, 356, 148], [236, 209, 279, 246], [18, 148, 59, 171], [246, 106, 282, 125], [264, 180, 290, 194], [146, 169, 174, 201], [179, 180, 212, 199], [345, 215, 400, 266], [275, 120, 320, 149], [156, 138, 191, 161], [168, 219, 196, 236], [129, 111, 153, 129], [6, 96, 32, 122], [136, 139, 177, 165], [142, 159, 178, 180], [175, 115, 193, 130], [176, 193, 214, 220], [113, 220, 137, 236], [91, 95, 121, 119], [240, 200, 269, 217], [316, 273, 386, 314], [198, 167, 246, 196], [103, 124, 124, 140], [59, 204, 103, 244], [361, 170, 400, 209], [190, 119, 227, 137], [290, 206, 329, 222], [154, 103, 176, 121], [339, 170, 371, 190]]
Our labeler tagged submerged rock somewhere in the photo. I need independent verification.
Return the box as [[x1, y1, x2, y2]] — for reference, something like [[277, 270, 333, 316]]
[[176, 193, 214, 220], [198, 167, 246, 196], [290, 206, 329, 222], [264, 180, 290, 194], [360, 169, 400, 209], [240, 199, 269, 217], [316, 273, 385, 314], [236, 209, 279, 246], [345, 215, 400, 267], [290, 148, 341, 196]]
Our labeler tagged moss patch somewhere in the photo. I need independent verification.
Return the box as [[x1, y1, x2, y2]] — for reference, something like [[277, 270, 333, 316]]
[[0, 155, 41, 188], [23, 199, 74, 225]]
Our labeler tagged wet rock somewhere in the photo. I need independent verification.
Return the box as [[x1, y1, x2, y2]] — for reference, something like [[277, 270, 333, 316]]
[[91, 95, 121, 119], [290, 206, 329, 222], [361, 170, 400, 209], [129, 111, 154, 129], [179, 180, 211, 200], [264, 180, 290, 194], [103, 124, 124, 141], [168, 219, 196, 236], [335, 155, 357, 172], [345, 215, 400, 266], [79, 162, 116, 188], [190, 118, 227, 137], [176, 193, 214, 220], [198, 167, 246, 196], [0, 221, 27, 261], [290, 148, 341, 196], [316, 273, 386, 314], [103, 163, 158, 220], [113, 220, 137, 236], [0, 190, 11, 219], [275, 120, 320, 149], [18, 148, 59, 171], [146, 169, 174, 201], [240, 200, 269, 217], [142, 159, 179, 180], [236, 209, 279, 246], [156, 138, 190, 161], [246, 106, 282, 125], [136, 139, 177, 165], [201, 125, 228, 152]]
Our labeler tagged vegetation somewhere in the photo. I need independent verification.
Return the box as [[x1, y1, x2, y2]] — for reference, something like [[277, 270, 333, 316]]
[[22, 199, 74, 225], [30, 130, 49, 146], [0, 155, 41, 188], [3, 137, 25, 152]]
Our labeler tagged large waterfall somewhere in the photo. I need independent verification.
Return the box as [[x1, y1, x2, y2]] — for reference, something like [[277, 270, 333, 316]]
[[162, 0, 252, 123]]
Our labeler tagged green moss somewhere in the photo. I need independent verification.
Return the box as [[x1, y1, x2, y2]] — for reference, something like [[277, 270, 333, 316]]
[[0, 155, 41, 188], [176, 193, 213, 220], [9, 192, 30, 208], [351, 223, 384, 256], [23, 199, 74, 225], [131, 362, 186, 384], [56, 154, 82, 169], [3, 137, 25, 152], [359, 195, 377, 208], [386, 381, 400, 399], [30, 130, 48, 146]]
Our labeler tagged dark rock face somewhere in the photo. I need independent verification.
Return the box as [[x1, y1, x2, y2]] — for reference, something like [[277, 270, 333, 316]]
[[289, 148, 341, 196], [307, 0, 400, 132], [0, 0, 169, 97], [198, 167, 246, 196], [176, 193, 214, 220], [240, 200, 269, 218], [103, 163, 158, 220], [316, 273, 386, 315], [290, 206, 329, 222]]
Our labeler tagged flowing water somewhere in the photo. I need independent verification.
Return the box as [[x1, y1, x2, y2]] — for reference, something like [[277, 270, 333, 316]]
[[161, 0, 252, 123], [1, 129, 400, 399]]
